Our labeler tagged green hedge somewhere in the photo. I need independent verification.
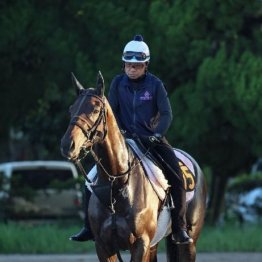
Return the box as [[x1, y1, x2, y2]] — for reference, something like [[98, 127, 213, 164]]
[[227, 173, 262, 193]]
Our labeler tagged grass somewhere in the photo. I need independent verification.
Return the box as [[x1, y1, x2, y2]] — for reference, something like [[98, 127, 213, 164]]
[[0, 221, 261, 254], [197, 223, 262, 252], [0, 220, 95, 254]]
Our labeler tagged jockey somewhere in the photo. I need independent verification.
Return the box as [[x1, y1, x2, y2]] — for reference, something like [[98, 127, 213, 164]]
[[70, 35, 193, 245]]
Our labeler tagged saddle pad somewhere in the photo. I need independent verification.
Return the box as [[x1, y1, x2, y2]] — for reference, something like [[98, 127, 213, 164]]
[[150, 206, 172, 247], [85, 165, 97, 192]]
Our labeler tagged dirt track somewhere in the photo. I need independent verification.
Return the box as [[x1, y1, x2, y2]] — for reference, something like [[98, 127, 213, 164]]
[[0, 253, 261, 262]]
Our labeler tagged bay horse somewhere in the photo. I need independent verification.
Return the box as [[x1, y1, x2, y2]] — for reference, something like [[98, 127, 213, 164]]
[[60, 72, 207, 262]]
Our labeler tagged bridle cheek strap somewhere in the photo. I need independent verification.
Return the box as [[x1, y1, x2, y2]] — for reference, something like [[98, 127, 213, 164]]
[[70, 105, 107, 144]]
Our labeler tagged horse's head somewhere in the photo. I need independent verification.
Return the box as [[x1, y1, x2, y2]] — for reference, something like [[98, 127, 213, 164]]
[[60, 71, 107, 160]]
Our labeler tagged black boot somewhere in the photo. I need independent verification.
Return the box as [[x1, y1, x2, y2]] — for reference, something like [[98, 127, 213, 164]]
[[69, 227, 94, 242], [170, 185, 193, 245], [69, 188, 94, 242], [172, 229, 193, 244]]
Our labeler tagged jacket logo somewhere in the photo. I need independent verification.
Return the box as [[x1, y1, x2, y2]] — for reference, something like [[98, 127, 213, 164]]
[[140, 91, 152, 101]]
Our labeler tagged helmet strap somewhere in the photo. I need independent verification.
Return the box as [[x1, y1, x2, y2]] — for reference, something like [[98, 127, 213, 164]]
[[145, 62, 149, 72]]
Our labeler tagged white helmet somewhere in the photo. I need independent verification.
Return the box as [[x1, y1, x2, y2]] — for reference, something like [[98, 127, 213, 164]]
[[122, 35, 150, 63]]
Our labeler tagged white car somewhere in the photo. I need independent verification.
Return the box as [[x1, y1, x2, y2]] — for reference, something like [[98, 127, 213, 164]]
[[226, 187, 262, 224], [0, 161, 83, 220], [237, 188, 262, 223]]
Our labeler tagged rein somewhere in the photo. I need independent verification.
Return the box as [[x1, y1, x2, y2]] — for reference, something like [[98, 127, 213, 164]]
[[74, 136, 151, 184], [74, 159, 92, 183], [90, 148, 133, 181]]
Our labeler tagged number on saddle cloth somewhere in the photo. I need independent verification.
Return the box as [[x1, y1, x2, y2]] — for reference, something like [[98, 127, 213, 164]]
[[178, 160, 196, 192], [174, 149, 196, 192]]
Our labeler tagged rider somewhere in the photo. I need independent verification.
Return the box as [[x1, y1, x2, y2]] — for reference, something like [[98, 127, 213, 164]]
[[70, 35, 193, 245]]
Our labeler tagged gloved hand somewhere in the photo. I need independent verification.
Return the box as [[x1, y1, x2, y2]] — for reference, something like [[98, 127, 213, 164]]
[[149, 133, 162, 144], [120, 129, 126, 135]]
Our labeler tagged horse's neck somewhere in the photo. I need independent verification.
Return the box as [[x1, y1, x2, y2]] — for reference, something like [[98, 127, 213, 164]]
[[95, 101, 129, 176]]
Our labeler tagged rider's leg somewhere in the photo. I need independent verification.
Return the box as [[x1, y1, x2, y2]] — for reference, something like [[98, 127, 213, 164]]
[[70, 186, 94, 242], [151, 141, 193, 244], [170, 182, 193, 244]]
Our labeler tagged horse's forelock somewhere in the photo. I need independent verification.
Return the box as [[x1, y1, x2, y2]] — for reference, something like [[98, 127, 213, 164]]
[[84, 87, 101, 96]]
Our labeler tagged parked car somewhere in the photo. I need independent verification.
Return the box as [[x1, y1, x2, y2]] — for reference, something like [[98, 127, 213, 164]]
[[236, 187, 262, 223], [0, 161, 83, 220], [225, 187, 262, 224]]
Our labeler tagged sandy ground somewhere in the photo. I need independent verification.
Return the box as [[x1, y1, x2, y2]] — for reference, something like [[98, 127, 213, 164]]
[[0, 253, 261, 262]]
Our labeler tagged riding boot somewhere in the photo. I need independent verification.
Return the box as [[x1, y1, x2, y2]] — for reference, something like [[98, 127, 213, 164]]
[[69, 187, 94, 242], [170, 184, 193, 245]]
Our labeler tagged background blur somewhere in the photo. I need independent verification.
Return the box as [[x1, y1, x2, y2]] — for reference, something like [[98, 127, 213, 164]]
[[0, 0, 261, 228]]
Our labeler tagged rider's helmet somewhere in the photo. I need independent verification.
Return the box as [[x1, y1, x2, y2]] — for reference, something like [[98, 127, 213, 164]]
[[122, 35, 150, 63]]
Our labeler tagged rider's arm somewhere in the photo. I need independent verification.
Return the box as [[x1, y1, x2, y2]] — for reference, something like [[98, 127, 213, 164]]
[[153, 81, 173, 136], [108, 76, 127, 131]]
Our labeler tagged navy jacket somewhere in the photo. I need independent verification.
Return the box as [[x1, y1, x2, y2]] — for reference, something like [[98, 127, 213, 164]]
[[108, 72, 173, 137]]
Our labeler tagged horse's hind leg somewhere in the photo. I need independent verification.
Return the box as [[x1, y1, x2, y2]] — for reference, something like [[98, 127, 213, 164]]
[[166, 235, 196, 262], [179, 244, 196, 262]]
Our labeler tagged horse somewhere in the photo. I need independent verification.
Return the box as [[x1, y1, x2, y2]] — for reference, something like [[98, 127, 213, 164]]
[[60, 72, 207, 262]]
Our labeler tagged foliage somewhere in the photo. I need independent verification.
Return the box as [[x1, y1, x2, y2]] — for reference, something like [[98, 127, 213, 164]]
[[165, 0, 262, 223], [227, 172, 262, 193]]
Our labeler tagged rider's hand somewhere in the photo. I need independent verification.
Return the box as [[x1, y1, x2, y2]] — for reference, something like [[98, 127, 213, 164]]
[[120, 129, 126, 135], [148, 133, 162, 144]]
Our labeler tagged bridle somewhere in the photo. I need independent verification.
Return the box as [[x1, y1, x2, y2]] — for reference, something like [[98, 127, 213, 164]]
[[69, 93, 110, 183], [70, 93, 107, 145]]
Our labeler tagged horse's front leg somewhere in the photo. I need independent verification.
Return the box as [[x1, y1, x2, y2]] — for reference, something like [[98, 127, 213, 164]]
[[95, 241, 117, 262], [149, 244, 158, 262], [130, 236, 151, 262]]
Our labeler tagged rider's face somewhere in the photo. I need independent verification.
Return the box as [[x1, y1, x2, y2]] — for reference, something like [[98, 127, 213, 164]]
[[124, 62, 146, 79]]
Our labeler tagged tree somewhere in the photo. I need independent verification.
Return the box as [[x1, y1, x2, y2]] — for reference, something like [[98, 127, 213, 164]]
[[165, 0, 262, 223], [0, 0, 151, 159]]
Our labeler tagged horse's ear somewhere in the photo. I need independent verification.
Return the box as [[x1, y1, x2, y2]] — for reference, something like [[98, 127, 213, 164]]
[[96, 71, 105, 97], [71, 72, 84, 95]]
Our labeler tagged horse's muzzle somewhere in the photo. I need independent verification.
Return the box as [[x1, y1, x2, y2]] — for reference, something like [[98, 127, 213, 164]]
[[60, 138, 76, 160]]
